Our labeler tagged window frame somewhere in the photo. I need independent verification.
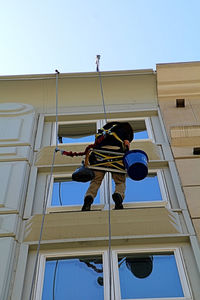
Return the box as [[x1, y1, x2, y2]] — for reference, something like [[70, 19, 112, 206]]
[[109, 169, 169, 209], [34, 249, 108, 300], [46, 170, 168, 213], [113, 247, 192, 300], [51, 116, 154, 146], [35, 247, 192, 300], [46, 168, 170, 212]]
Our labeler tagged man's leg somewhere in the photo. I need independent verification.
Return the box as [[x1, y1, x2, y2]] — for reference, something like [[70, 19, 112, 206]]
[[112, 172, 126, 209], [82, 170, 105, 211]]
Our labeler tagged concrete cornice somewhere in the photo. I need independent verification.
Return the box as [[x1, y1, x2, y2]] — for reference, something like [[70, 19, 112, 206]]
[[157, 61, 200, 98], [157, 80, 200, 98], [0, 69, 155, 81]]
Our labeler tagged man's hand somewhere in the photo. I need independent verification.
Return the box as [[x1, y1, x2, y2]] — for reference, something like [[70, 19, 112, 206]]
[[124, 140, 130, 150], [55, 148, 64, 154]]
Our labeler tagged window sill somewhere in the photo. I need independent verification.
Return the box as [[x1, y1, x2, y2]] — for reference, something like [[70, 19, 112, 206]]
[[47, 201, 167, 214]]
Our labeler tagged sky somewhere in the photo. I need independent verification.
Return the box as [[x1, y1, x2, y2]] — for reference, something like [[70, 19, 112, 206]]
[[0, 0, 200, 76]]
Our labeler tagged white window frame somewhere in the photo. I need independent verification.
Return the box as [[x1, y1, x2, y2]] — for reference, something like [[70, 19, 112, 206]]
[[108, 169, 169, 209], [113, 247, 192, 300], [46, 168, 170, 212], [51, 116, 154, 146], [34, 249, 107, 300], [34, 247, 192, 300]]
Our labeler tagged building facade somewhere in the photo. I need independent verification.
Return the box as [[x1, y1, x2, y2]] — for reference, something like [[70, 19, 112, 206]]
[[0, 65, 199, 299]]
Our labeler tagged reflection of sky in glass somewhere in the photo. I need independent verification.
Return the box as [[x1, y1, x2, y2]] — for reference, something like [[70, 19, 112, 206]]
[[112, 175, 162, 203], [58, 130, 148, 144], [51, 180, 100, 206], [119, 254, 184, 299], [58, 135, 95, 144], [42, 257, 104, 300], [134, 130, 148, 139]]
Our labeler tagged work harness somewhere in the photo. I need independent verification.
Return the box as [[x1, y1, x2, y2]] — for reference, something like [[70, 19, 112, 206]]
[[85, 124, 126, 173]]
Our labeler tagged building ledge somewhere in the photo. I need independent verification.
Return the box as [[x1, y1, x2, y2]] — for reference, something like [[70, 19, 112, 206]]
[[24, 207, 182, 243], [35, 140, 162, 171]]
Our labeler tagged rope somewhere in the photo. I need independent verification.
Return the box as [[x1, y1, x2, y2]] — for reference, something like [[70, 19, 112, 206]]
[[96, 55, 113, 299], [96, 55, 107, 122], [28, 70, 59, 300], [55, 70, 59, 148], [108, 175, 112, 300]]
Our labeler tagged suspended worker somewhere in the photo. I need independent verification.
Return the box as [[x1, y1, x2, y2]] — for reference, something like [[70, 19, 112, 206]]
[[82, 121, 133, 211]]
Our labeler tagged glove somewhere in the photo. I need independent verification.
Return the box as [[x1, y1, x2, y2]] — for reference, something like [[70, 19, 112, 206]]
[[55, 148, 64, 155]]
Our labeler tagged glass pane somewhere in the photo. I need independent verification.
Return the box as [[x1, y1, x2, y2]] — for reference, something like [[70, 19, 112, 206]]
[[134, 130, 148, 139], [52, 180, 100, 206], [42, 256, 104, 300], [58, 134, 95, 144], [112, 174, 162, 203], [58, 122, 96, 144], [118, 254, 184, 299]]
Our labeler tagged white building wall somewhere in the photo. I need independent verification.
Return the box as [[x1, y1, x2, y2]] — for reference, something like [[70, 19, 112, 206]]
[[0, 103, 36, 300]]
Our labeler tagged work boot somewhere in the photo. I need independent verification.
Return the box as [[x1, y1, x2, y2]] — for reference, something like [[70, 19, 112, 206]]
[[112, 193, 124, 209], [82, 195, 93, 211]]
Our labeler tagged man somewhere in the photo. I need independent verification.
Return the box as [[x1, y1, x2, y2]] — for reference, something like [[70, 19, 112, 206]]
[[82, 121, 133, 211]]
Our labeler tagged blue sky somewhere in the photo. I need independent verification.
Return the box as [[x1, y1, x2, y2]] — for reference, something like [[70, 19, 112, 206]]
[[1, 0, 200, 75]]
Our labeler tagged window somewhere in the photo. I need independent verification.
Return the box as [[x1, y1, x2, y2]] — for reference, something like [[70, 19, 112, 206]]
[[51, 177, 100, 207], [49, 170, 166, 210], [54, 117, 153, 145], [117, 253, 184, 299], [57, 121, 97, 144], [107, 117, 153, 141], [112, 171, 166, 204], [42, 256, 104, 300], [129, 119, 149, 140], [38, 248, 191, 300]]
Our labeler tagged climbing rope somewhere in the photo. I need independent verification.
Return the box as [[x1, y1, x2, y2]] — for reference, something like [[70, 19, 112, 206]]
[[96, 55, 113, 300], [96, 55, 107, 123]]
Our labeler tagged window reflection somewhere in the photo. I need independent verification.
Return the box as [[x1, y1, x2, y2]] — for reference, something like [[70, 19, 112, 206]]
[[42, 257, 104, 300], [58, 122, 96, 144], [112, 173, 162, 203], [134, 130, 148, 139], [118, 253, 184, 299], [125, 174, 162, 202], [51, 179, 100, 206], [58, 135, 95, 144]]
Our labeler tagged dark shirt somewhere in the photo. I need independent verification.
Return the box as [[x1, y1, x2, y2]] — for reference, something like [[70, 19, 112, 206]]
[[95, 122, 133, 152]]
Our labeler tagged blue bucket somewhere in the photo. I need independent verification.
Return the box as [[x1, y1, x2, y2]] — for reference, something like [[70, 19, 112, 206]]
[[123, 150, 149, 181]]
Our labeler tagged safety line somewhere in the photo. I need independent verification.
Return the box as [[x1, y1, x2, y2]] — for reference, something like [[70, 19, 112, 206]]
[[108, 177, 112, 300], [96, 55, 107, 123], [28, 71, 59, 300], [96, 55, 113, 300]]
